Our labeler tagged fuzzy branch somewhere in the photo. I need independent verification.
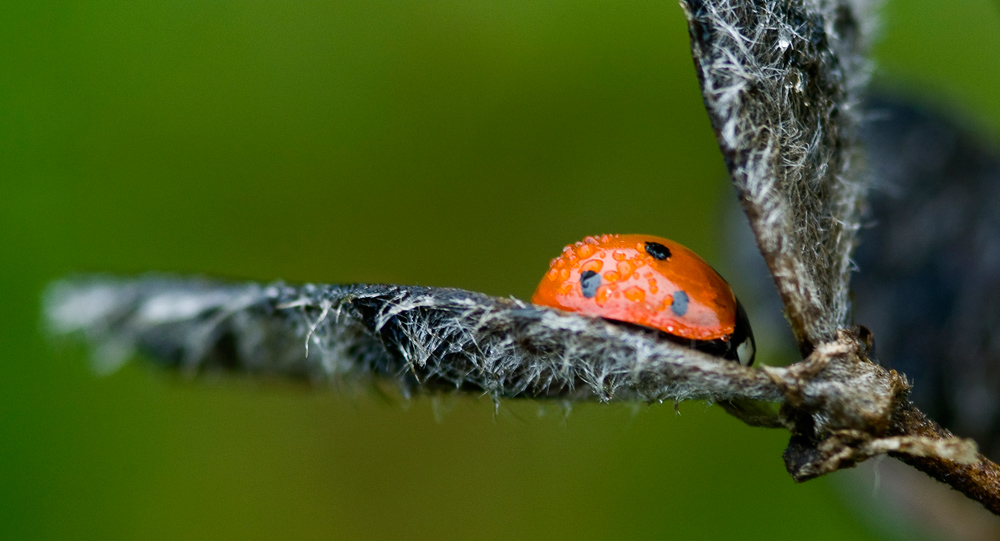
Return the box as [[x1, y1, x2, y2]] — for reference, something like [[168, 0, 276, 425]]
[[43, 276, 991, 509], [40, 0, 1000, 517], [44, 277, 783, 403], [681, 0, 875, 353]]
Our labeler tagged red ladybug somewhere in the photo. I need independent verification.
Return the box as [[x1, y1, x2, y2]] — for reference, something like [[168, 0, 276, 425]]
[[531, 234, 755, 366]]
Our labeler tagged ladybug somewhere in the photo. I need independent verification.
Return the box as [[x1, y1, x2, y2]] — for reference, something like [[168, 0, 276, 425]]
[[531, 234, 755, 366]]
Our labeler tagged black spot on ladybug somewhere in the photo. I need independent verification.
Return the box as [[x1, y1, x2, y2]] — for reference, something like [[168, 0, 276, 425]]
[[644, 241, 671, 260], [671, 290, 689, 316], [580, 270, 600, 298]]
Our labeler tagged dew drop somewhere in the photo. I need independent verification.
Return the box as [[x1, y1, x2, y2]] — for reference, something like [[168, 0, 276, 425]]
[[581, 259, 603, 273], [616, 260, 634, 279], [624, 286, 645, 302], [562, 245, 578, 263], [595, 286, 611, 306]]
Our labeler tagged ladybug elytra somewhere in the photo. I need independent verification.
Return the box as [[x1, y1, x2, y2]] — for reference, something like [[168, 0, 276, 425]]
[[531, 234, 755, 366]]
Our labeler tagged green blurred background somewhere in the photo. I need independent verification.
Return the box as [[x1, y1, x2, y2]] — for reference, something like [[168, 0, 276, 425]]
[[2, 1, 998, 539]]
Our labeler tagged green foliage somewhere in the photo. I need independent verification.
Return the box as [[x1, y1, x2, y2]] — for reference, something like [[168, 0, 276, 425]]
[[2, 0, 999, 539]]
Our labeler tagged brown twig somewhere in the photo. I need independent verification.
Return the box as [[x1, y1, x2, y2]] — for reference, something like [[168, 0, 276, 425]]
[[889, 402, 1000, 515]]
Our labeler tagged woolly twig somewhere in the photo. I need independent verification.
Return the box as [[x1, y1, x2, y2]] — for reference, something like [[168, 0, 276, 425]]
[[43, 276, 990, 509], [682, 0, 875, 353], [43, 277, 784, 403]]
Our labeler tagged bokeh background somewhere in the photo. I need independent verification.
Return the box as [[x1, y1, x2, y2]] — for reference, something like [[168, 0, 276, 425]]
[[2, 1, 999, 539]]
